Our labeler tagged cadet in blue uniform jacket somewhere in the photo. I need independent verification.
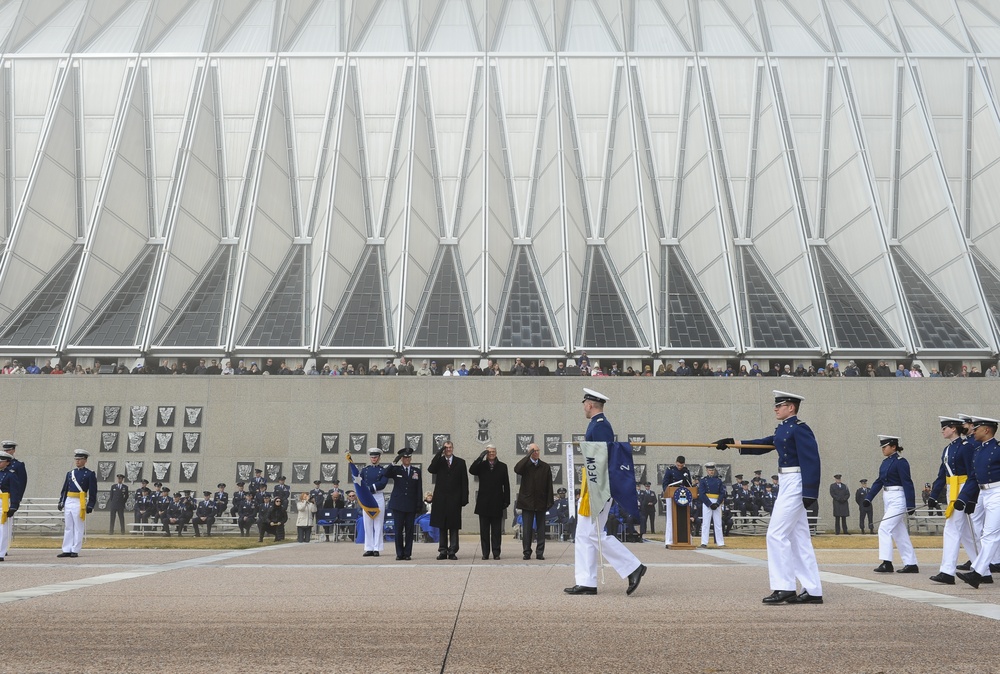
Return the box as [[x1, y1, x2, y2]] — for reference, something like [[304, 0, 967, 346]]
[[714, 390, 823, 604], [384, 447, 423, 560], [0, 451, 23, 561], [193, 491, 216, 536], [955, 416, 1000, 588], [57, 449, 98, 558], [698, 463, 726, 548], [1, 441, 26, 509], [358, 448, 389, 556], [864, 436, 918, 574], [928, 417, 977, 584]]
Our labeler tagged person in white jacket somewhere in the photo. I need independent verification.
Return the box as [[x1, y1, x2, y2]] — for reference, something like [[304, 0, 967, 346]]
[[296, 491, 318, 542]]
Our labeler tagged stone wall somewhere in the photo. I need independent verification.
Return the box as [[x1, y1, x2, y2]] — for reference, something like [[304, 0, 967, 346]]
[[0, 375, 990, 530]]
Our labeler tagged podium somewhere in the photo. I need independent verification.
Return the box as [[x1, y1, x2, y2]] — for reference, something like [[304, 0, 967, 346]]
[[666, 485, 698, 550]]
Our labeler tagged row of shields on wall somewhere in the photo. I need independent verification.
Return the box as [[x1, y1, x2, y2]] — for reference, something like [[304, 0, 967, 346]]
[[99, 431, 201, 453], [319, 433, 651, 455], [75, 405, 202, 427]]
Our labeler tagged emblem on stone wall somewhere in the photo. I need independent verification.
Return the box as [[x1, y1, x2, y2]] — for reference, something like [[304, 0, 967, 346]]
[[76, 406, 93, 426], [130, 405, 148, 427], [101, 432, 118, 452], [183, 432, 200, 453], [184, 406, 202, 427], [475, 418, 491, 443], [158, 406, 175, 426], [128, 431, 145, 453], [155, 432, 172, 452], [125, 461, 143, 483], [321, 433, 339, 454], [152, 461, 170, 481], [104, 406, 121, 425]]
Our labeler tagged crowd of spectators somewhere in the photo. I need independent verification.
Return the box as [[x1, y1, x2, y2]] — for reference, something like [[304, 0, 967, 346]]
[[2, 351, 998, 379]]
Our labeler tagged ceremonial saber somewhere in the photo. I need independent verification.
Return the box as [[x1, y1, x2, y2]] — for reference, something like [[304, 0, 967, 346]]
[[873, 510, 910, 526], [569, 442, 775, 449]]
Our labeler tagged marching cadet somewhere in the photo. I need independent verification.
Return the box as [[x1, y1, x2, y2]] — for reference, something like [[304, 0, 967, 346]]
[[238, 493, 257, 537], [273, 476, 291, 511], [864, 436, 918, 574], [856, 479, 873, 533], [955, 416, 1000, 588], [714, 390, 823, 604], [193, 491, 216, 537], [309, 480, 326, 535], [0, 441, 24, 558], [698, 462, 726, 548], [214, 483, 229, 518], [0, 450, 23, 561], [57, 449, 97, 558], [928, 417, 977, 585], [231, 482, 247, 523]]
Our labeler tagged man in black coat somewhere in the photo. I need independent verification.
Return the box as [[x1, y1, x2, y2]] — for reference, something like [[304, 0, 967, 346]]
[[830, 474, 851, 534], [469, 443, 511, 560], [427, 440, 469, 560], [384, 447, 423, 560], [514, 443, 554, 560], [107, 474, 129, 534]]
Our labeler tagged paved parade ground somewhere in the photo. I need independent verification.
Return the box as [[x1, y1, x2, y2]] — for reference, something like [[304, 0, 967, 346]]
[[2, 538, 998, 673]]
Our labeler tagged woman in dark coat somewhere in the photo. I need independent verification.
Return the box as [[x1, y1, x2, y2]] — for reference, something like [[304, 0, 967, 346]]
[[268, 497, 288, 541], [427, 441, 469, 559], [468, 444, 511, 559]]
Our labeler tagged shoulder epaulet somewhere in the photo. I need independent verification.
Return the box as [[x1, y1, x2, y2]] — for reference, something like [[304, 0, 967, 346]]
[[796, 419, 806, 425], [595, 418, 605, 423]]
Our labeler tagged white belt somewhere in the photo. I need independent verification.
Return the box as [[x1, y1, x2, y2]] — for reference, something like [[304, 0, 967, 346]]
[[884, 486, 903, 492], [981, 481, 1000, 490], [779, 467, 800, 474]]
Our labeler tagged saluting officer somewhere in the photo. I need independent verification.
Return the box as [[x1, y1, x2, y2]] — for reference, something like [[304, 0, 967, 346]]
[[384, 447, 423, 560], [714, 390, 823, 604], [928, 417, 977, 584], [57, 449, 97, 558], [864, 435, 918, 574], [698, 462, 726, 548], [0, 450, 23, 561], [193, 491, 216, 537]]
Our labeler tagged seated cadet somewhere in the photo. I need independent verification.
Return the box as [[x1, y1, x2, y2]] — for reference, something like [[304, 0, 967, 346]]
[[192, 491, 216, 537], [134, 487, 154, 526], [156, 488, 172, 529], [213, 483, 229, 518], [230, 482, 247, 523], [238, 497, 257, 537], [181, 490, 196, 534], [163, 493, 187, 536]]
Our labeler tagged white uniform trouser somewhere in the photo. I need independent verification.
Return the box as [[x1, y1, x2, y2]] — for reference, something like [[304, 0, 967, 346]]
[[878, 489, 916, 565], [939, 482, 978, 574], [664, 497, 673, 546], [766, 473, 822, 596], [62, 498, 85, 553], [0, 518, 10, 557], [575, 501, 642, 587], [701, 502, 724, 546], [972, 488, 1000, 576], [362, 492, 385, 552]]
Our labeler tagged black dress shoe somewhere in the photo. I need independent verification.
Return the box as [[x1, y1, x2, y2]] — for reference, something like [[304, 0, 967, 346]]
[[957, 561, 972, 570], [403, 556, 411, 560], [957, 570, 983, 589], [785, 590, 823, 604], [56, 552, 72, 558], [563, 585, 597, 595], [362, 551, 374, 557], [396, 556, 404, 561], [929, 572, 955, 585], [896, 565, 919, 574], [493, 554, 500, 560], [762, 590, 796, 604], [981, 575, 994, 584], [523, 553, 531, 560], [436, 553, 447, 560], [482, 555, 489, 560], [373, 551, 379, 557], [991, 563, 1000, 574], [626, 564, 646, 595], [536, 555, 545, 561], [874, 561, 894, 573], [69, 553, 78, 558], [448, 554, 457, 560]]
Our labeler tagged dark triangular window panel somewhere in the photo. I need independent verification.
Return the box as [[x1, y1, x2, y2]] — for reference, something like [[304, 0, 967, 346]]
[[413, 248, 472, 348], [77, 247, 158, 346], [664, 246, 725, 349], [815, 247, 898, 349], [327, 246, 388, 347], [245, 248, 305, 347], [497, 247, 556, 348], [159, 248, 232, 347], [972, 253, 1000, 322], [0, 247, 82, 346], [892, 250, 982, 350], [582, 248, 640, 348], [740, 248, 811, 349]]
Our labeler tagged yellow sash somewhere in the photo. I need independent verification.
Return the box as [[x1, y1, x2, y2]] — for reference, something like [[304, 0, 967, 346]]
[[67, 491, 86, 521], [0, 492, 8, 525], [944, 475, 966, 519], [707, 493, 720, 500], [579, 476, 590, 517]]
